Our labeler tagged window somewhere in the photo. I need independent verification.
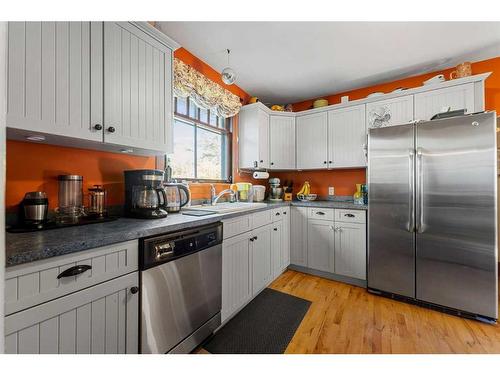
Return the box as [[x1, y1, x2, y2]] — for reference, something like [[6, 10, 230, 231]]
[[168, 97, 232, 182]]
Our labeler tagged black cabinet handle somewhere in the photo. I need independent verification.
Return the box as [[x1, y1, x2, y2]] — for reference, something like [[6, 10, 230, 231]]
[[275, 212, 280, 216], [316, 211, 325, 215], [283, 211, 287, 215], [344, 213, 355, 218], [107, 126, 116, 133], [93, 124, 103, 130], [260, 160, 264, 163], [254, 236, 258, 240], [273, 228, 278, 231], [130, 286, 139, 294], [57, 265, 92, 279], [250, 238, 254, 242]]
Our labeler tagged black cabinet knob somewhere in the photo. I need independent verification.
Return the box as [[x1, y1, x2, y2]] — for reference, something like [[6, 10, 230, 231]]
[[107, 126, 116, 133], [273, 228, 278, 231], [270, 162, 274, 166], [130, 286, 139, 294], [250, 238, 254, 242], [260, 160, 264, 163], [93, 124, 103, 131], [323, 161, 327, 164], [328, 161, 332, 164]]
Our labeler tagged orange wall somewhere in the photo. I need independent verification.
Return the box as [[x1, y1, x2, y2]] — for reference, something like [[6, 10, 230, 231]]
[[6, 141, 155, 211]]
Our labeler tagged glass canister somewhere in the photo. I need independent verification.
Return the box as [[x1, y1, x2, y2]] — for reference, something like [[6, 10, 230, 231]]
[[88, 185, 107, 217], [56, 175, 85, 223]]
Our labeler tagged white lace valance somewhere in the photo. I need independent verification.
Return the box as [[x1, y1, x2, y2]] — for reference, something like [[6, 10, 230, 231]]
[[173, 58, 242, 118]]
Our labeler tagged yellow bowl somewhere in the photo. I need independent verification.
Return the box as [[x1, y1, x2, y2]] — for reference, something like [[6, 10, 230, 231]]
[[313, 99, 329, 108]]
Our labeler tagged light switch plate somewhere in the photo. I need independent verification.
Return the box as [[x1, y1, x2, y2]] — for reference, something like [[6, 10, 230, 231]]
[[328, 186, 335, 196]]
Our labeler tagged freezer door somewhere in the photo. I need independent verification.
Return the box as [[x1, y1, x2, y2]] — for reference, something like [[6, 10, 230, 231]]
[[368, 124, 416, 297], [416, 112, 498, 319]]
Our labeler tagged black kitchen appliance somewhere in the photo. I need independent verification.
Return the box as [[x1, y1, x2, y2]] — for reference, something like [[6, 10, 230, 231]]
[[124, 169, 168, 219]]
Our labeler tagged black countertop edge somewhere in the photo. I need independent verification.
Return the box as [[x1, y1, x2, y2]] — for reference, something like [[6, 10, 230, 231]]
[[6, 200, 367, 268]]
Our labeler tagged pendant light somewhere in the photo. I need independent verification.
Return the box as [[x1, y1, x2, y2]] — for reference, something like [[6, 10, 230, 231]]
[[221, 49, 236, 85]]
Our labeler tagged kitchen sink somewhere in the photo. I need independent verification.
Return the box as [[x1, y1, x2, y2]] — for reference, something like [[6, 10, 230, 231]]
[[187, 202, 268, 214]]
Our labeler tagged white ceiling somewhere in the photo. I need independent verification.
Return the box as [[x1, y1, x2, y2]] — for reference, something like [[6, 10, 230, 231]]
[[157, 22, 500, 104]]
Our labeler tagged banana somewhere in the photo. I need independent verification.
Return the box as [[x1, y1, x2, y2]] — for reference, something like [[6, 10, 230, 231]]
[[297, 181, 311, 196]]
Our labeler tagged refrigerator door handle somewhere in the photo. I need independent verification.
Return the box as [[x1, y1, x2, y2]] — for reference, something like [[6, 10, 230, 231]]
[[416, 147, 424, 233], [408, 148, 415, 232]]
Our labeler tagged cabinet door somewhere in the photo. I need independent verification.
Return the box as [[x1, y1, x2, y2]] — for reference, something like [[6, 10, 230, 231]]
[[281, 207, 291, 270], [334, 223, 366, 280], [258, 109, 270, 169], [414, 83, 475, 121], [104, 22, 173, 153], [296, 112, 328, 169], [366, 95, 414, 129], [238, 105, 269, 169], [7, 22, 103, 141], [290, 206, 308, 266], [221, 232, 252, 323], [5, 273, 139, 354], [307, 219, 335, 273], [271, 221, 283, 279], [328, 104, 367, 168], [251, 224, 272, 295], [269, 115, 295, 169]]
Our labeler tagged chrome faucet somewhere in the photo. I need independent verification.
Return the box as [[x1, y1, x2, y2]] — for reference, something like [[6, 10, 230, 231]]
[[210, 184, 236, 205]]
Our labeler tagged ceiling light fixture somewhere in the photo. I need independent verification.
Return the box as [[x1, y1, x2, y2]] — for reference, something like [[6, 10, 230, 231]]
[[221, 49, 236, 85]]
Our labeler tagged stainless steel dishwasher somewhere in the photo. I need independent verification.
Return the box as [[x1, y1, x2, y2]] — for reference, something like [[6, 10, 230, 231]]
[[139, 222, 222, 354]]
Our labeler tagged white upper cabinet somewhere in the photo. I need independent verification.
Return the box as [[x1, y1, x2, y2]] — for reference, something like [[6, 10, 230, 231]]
[[6, 21, 178, 155], [414, 83, 475, 121], [328, 104, 367, 168], [269, 115, 295, 169], [238, 105, 269, 169], [296, 112, 328, 169], [366, 95, 414, 129], [7, 22, 103, 141], [104, 22, 173, 153]]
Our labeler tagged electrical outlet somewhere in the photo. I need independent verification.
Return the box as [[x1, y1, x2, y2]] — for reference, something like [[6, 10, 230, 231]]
[[328, 186, 335, 196]]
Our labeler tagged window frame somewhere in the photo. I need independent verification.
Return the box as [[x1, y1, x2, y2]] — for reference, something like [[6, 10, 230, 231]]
[[168, 97, 233, 183]]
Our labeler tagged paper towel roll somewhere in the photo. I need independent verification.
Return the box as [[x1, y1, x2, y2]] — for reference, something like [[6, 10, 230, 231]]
[[252, 171, 270, 179]]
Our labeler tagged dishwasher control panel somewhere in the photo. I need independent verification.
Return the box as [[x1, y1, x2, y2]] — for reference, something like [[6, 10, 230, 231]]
[[140, 222, 223, 269]]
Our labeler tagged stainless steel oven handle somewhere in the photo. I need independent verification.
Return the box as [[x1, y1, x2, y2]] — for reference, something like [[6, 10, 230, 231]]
[[408, 148, 415, 233], [416, 147, 424, 233]]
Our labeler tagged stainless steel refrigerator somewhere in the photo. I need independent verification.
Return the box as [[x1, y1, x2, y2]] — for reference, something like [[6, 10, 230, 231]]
[[367, 111, 498, 322]]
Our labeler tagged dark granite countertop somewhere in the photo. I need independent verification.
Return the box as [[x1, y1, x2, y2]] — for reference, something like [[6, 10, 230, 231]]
[[6, 200, 366, 267]]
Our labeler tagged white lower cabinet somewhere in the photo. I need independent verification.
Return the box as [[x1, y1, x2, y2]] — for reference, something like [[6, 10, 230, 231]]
[[290, 206, 308, 267], [222, 209, 290, 324], [334, 222, 367, 280], [307, 219, 335, 273], [251, 224, 273, 295], [5, 272, 139, 354], [221, 232, 252, 323], [271, 221, 283, 279]]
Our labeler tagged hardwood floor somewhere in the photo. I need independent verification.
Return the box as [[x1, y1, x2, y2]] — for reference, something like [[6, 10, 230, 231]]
[[269, 270, 500, 354]]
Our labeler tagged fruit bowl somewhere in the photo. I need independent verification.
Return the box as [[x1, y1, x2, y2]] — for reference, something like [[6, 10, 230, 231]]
[[297, 193, 317, 201]]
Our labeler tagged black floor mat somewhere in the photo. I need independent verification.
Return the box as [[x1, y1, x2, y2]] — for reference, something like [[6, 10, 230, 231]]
[[204, 288, 311, 354]]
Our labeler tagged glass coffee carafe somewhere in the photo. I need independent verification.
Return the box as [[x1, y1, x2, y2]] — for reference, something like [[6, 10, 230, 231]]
[[131, 183, 168, 219]]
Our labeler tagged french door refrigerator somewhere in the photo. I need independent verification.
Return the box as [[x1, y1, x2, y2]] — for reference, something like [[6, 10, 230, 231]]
[[367, 111, 498, 322]]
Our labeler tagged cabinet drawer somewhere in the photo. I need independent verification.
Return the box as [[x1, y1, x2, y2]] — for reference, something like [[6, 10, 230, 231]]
[[308, 207, 334, 221], [223, 214, 253, 239], [5, 240, 138, 316], [252, 210, 272, 229], [335, 209, 366, 223], [272, 206, 290, 222]]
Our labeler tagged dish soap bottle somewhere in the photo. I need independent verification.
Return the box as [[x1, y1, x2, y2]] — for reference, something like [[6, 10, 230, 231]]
[[353, 184, 363, 205]]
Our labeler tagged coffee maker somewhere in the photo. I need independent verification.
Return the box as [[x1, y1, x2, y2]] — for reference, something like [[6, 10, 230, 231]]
[[124, 170, 168, 219]]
